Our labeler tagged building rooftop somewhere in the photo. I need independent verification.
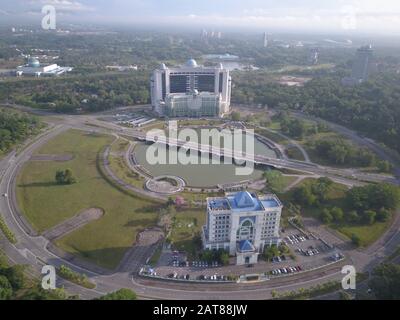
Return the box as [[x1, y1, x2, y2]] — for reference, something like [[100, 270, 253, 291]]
[[208, 198, 230, 211], [208, 191, 282, 213], [227, 191, 262, 212], [185, 58, 198, 68], [260, 198, 280, 208]]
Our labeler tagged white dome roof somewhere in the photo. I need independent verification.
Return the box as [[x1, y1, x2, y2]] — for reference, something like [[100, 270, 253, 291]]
[[186, 59, 198, 67]]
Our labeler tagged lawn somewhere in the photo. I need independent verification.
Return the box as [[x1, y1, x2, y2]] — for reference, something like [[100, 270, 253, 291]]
[[285, 178, 394, 247], [336, 219, 393, 247], [285, 146, 305, 161], [108, 138, 146, 189], [168, 208, 205, 258], [16, 129, 161, 269], [254, 128, 289, 145]]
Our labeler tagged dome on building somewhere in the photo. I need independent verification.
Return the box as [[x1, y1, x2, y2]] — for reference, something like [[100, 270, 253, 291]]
[[159, 63, 167, 70], [28, 57, 40, 68], [185, 58, 198, 68], [217, 63, 224, 69]]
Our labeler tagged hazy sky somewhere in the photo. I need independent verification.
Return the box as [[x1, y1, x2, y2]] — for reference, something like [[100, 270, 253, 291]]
[[1, 0, 400, 34]]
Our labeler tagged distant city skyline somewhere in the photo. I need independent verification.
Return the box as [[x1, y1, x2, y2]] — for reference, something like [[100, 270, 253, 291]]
[[1, 0, 400, 35]]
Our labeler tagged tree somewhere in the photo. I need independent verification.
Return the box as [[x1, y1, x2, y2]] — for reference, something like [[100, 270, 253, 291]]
[[231, 112, 241, 121], [362, 210, 376, 225], [98, 288, 137, 300], [330, 207, 344, 223], [263, 245, 280, 261], [369, 263, 400, 299], [347, 210, 360, 223], [377, 160, 393, 173], [293, 185, 316, 207], [263, 170, 285, 193], [376, 208, 391, 222], [55, 169, 76, 185], [351, 234, 361, 247], [320, 209, 333, 224], [55, 170, 65, 184], [0, 265, 25, 290], [372, 184, 400, 210], [167, 197, 175, 206], [312, 177, 333, 203], [220, 252, 230, 266], [63, 168, 76, 184], [0, 275, 13, 300], [346, 183, 400, 212]]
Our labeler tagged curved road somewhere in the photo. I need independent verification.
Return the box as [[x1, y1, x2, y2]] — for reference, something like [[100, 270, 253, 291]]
[[0, 114, 400, 299]]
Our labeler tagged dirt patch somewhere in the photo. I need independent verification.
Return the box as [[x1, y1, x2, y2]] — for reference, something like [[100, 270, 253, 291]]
[[42, 208, 104, 241], [136, 228, 164, 246], [30, 154, 74, 162]]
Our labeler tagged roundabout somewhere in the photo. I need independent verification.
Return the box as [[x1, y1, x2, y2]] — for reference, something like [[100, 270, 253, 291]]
[[145, 175, 186, 194]]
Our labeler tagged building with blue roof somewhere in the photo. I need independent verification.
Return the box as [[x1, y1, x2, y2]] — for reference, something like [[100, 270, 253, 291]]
[[202, 191, 283, 265]]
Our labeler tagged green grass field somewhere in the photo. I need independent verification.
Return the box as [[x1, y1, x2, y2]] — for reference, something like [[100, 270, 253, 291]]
[[284, 178, 394, 247], [285, 146, 305, 161], [108, 138, 146, 189], [16, 129, 161, 269], [336, 219, 393, 247], [168, 209, 205, 258]]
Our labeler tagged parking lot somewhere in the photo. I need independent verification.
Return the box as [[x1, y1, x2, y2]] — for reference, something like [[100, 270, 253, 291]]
[[141, 226, 343, 282]]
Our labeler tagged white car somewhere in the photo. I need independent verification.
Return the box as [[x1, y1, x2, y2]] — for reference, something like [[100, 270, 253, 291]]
[[2, 193, 8, 198]]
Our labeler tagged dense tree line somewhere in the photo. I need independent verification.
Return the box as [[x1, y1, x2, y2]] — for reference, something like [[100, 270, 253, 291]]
[[369, 263, 400, 299], [2, 72, 150, 113], [0, 108, 41, 153], [313, 138, 378, 167], [0, 254, 68, 300], [232, 72, 400, 154], [292, 180, 399, 227]]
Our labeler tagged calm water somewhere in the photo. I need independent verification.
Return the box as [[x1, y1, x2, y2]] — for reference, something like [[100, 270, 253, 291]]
[[134, 132, 276, 188]]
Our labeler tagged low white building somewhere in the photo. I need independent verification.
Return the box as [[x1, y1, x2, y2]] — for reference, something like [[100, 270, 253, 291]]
[[202, 191, 283, 265], [15, 57, 72, 77]]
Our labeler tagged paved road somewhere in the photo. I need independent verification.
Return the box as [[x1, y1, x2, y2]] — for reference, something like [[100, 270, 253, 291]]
[[292, 111, 400, 181], [1, 108, 400, 299], [258, 125, 311, 163], [42, 208, 104, 241]]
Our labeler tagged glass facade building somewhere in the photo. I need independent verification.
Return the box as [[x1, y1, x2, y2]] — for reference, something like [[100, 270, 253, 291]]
[[151, 59, 231, 117]]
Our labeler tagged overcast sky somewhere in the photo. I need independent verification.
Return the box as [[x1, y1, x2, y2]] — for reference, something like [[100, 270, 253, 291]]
[[1, 0, 400, 34]]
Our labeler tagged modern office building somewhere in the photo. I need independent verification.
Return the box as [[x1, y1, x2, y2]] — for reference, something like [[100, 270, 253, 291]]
[[151, 59, 232, 118], [202, 191, 283, 265], [342, 44, 374, 86], [15, 57, 72, 77]]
